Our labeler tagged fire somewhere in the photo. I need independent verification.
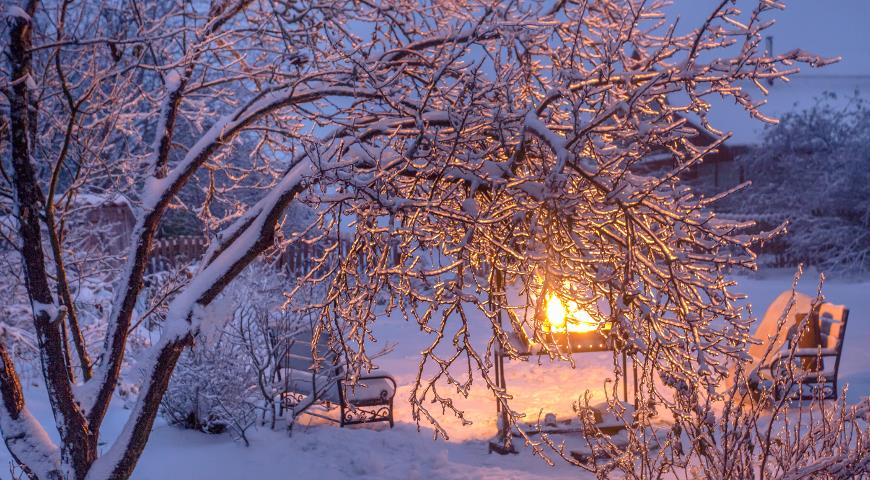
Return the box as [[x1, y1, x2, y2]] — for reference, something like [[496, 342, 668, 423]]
[[544, 293, 598, 333], [545, 293, 567, 329]]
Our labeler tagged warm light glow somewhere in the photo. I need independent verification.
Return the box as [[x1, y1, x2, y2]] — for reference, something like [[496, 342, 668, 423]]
[[544, 293, 598, 333], [546, 293, 567, 330]]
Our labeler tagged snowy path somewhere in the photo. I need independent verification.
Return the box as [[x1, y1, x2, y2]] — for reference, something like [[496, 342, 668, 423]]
[[3, 272, 868, 479]]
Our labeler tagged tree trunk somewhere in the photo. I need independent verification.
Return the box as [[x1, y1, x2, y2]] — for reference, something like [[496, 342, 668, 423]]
[[6, 4, 96, 478], [103, 336, 191, 479]]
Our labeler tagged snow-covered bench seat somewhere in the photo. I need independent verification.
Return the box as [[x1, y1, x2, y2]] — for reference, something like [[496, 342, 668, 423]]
[[751, 291, 850, 400], [277, 334, 396, 428]]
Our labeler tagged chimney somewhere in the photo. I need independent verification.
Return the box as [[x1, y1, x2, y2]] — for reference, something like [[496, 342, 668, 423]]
[[765, 36, 774, 85]]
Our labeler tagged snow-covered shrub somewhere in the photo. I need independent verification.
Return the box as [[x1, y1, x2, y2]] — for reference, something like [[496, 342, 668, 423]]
[[161, 336, 259, 443], [0, 247, 112, 385], [730, 95, 870, 274], [690, 278, 869, 479], [162, 264, 310, 441], [560, 274, 869, 480]]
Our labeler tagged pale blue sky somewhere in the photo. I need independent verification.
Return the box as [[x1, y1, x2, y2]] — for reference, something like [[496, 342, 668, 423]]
[[664, 0, 870, 75]]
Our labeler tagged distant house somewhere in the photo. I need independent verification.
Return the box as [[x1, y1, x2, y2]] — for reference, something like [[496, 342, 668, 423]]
[[649, 68, 870, 192], [700, 70, 870, 145], [637, 68, 870, 189], [642, 58, 870, 191], [0, 193, 136, 276], [647, 2, 870, 191], [632, 117, 750, 189], [65, 193, 136, 258]]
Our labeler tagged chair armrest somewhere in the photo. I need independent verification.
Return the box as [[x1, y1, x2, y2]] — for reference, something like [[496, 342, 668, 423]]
[[358, 374, 397, 392], [791, 348, 839, 357], [341, 374, 397, 402]]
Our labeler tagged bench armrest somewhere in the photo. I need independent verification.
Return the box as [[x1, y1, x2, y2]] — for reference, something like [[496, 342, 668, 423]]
[[762, 349, 839, 375], [768, 348, 839, 365]]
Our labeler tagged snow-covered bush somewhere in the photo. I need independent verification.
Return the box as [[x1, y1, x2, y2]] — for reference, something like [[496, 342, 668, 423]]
[[0, 246, 114, 386], [162, 336, 259, 443], [162, 265, 310, 441], [559, 273, 869, 480], [730, 95, 870, 274], [0, 253, 39, 384]]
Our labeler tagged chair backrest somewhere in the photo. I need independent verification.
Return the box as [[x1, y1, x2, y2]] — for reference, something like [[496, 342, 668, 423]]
[[818, 303, 849, 351], [281, 332, 343, 376]]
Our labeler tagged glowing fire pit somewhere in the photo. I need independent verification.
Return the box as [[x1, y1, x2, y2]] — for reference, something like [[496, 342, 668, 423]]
[[527, 294, 613, 353], [491, 279, 634, 456]]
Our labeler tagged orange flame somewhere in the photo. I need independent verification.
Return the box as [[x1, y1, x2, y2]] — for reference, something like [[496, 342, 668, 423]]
[[544, 293, 598, 333]]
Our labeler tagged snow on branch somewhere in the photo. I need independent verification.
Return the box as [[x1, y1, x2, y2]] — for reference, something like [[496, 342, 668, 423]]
[[1, 0, 859, 479]]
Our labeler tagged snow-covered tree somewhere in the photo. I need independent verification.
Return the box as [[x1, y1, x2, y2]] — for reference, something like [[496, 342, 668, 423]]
[[0, 0, 851, 479], [728, 96, 870, 274]]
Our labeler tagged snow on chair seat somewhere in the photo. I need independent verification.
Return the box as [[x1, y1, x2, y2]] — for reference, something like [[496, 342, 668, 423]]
[[750, 291, 850, 400], [277, 333, 396, 429], [280, 368, 396, 405]]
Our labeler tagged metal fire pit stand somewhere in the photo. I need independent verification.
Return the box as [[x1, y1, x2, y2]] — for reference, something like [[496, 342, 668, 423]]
[[487, 274, 637, 454]]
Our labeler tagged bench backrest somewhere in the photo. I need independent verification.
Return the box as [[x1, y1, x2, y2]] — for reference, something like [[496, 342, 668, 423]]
[[818, 303, 849, 351]]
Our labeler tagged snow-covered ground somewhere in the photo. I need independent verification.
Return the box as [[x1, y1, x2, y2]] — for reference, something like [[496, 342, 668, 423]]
[[5, 271, 869, 479]]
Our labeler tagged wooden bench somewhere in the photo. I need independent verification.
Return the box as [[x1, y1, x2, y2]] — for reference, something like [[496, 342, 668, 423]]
[[754, 293, 850, 400], [277, 333, 396, 428]]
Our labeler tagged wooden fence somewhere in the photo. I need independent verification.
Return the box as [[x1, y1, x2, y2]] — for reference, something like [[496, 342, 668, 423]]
[[147, 236, 209, 274], [146, 236, 399, 277]]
